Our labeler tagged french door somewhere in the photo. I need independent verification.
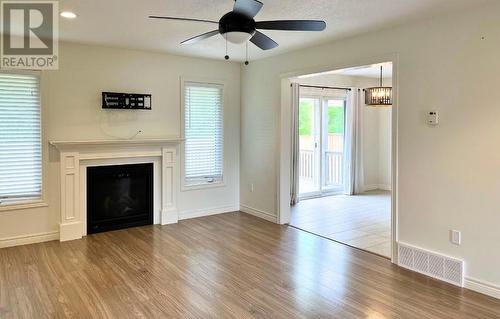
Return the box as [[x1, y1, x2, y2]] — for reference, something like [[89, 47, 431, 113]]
[[298, 95, 346, 198]]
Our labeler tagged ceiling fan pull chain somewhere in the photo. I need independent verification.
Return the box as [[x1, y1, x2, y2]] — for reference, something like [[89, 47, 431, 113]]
[[224, 32, 229, 60], [245, 41, 249, 65], [380, 66, 383, 86]]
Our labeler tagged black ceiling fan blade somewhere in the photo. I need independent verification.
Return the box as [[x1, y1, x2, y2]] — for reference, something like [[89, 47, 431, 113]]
[[255, 20, 326, 31], [149, 16, 218, 24], [250, 31, 278, 50], [181, 30, 220, 45], [233, 0, 263, 18]]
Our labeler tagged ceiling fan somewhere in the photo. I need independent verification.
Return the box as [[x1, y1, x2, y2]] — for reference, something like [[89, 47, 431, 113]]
[[149, 0, 326, 63]]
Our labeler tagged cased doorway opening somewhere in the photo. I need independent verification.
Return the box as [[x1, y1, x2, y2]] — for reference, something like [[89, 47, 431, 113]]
[[289, 62, 393, 258]]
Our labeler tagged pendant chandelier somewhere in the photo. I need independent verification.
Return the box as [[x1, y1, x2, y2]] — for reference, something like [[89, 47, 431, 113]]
[[365, 66, 392, 106]]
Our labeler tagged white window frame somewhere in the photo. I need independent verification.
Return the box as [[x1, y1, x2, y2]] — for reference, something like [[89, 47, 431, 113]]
[[180, 77, 225, 191], [0, 70, 47, 211]]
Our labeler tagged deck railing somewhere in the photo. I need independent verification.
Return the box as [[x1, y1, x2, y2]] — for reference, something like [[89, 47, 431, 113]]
[[299, 150, 314, 180], [325, 151, 343, 186], [299, 150, 343, 186]]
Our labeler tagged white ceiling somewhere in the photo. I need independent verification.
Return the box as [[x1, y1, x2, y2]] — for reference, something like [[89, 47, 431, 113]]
[[58, 0, 489, 62], [333, 63, 393, 78], [295, 62, 392, 82]]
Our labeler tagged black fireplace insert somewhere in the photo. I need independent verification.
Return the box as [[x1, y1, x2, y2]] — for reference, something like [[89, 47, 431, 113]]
[[87, 163, 153, 234]]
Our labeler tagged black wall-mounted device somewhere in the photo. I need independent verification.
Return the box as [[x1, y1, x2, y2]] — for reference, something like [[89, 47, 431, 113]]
[[102, 92, 152, 110]]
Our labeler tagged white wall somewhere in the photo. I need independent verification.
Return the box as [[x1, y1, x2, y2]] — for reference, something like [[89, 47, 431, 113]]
[[360, 77, 393, 192], [363, 104, 383, 188], [240, 1, 500, 288], [0, 42, 240, 243], [360, 105, 392, 191], [378, 107, 392, 189]]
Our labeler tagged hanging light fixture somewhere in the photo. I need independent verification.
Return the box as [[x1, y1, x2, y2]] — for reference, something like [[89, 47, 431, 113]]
[[365, 66, 392, 106]]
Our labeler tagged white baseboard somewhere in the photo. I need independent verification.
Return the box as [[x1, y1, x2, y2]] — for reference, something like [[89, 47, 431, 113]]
[[240, 204, 278, 223], [0, 231, 59, 249], [378, 184, 392, 191], [59, 221, 83, 242], [161, 208, 179, 225], [363, 184, 378, 191], [465, 277, 500, 300], [178, 205, 238, 221], [364, 184, 392, 191]]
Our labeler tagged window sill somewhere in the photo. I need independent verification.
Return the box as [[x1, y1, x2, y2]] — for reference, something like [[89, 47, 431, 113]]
[[181, 181, 225, 192], [0, 200, 48, 212]]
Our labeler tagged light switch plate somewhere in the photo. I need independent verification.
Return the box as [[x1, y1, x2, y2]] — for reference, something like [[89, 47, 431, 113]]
[[450, 230, 461, 245]]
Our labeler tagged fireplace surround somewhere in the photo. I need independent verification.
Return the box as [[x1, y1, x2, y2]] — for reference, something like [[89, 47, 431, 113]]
[[50, 138, 183, 241]]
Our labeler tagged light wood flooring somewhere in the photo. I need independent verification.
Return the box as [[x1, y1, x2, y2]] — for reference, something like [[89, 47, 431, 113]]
[[291, 191, 391, 257], [1, 212, 499, 318]]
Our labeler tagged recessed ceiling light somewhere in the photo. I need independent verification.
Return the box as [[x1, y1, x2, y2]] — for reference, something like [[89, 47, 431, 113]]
[[60, 11, 77, 19]]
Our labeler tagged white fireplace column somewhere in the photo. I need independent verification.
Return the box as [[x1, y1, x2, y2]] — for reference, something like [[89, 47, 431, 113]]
[[59, 151, 81, 241], [50, 138, 183, 242], [161, 147, 178, 224]]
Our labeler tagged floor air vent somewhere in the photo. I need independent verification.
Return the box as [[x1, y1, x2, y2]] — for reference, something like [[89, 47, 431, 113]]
[[398, 243, 464, 287]]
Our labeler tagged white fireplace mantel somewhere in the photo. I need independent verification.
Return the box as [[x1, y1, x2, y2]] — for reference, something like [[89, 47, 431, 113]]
[[50, 137, 182, 147], [50, 138, 183, 242]]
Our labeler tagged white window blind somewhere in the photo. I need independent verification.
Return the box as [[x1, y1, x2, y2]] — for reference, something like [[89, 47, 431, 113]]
[[0, 72, 42, 204], [184, 82, 223, 186]]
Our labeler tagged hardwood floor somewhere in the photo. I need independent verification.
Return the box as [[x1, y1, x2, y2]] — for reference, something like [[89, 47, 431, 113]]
[[291, 191, 391, 257], [1, 212, 499, 318]]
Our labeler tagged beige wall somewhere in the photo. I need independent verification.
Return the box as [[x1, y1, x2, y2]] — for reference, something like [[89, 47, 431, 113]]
[[240, 1, 500, 288], [0, 42, 241, 242]]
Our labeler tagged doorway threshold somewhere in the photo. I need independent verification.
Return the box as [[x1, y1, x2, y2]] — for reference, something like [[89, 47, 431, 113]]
[[288, 224, 390, 260]]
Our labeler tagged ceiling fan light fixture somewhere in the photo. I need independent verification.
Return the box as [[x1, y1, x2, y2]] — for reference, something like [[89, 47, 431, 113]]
[[224, 31, 253, 44], [149, 0, 327, 55]]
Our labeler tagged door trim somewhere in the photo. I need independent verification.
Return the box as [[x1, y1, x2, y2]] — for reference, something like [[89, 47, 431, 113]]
[[278, 54, 399, 264]]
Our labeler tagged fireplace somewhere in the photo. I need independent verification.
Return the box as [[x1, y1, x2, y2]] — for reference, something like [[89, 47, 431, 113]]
[[87, 163, 153, 234], [50, 138, 181, 241]]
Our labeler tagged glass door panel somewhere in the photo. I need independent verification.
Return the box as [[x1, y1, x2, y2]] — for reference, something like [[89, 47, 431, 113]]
[[299, 97, 321, 196], [322, 99, 345, 193]]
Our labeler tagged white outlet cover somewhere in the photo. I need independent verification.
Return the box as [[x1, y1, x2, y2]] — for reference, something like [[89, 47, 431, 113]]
[[427, 111, 439, 125]]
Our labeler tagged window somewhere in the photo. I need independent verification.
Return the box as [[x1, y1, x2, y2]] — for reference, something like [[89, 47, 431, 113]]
[[183, 81, 223, 187], [0, 72, 42, 205]]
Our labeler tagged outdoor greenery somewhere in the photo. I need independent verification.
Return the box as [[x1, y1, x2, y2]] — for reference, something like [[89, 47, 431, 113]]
[[299, 100, 344, 136], [299, 101, 313, 135]]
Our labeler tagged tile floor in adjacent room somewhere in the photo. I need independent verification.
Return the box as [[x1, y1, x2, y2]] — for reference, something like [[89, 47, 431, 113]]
[[290, 190, 391, 257]]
